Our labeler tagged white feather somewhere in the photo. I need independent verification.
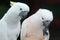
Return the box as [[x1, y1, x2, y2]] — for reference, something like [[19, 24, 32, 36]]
[[0, 2, 29, 40], [21, 9, 53, 40]]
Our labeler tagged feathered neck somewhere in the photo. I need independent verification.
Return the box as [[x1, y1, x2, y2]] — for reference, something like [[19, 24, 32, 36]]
[[1, 7, 21, 24]]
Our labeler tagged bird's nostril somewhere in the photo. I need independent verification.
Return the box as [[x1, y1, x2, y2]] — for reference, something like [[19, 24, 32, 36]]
[[46, 20, 51, 22], [46, 21, 49, 22], [42, 17, 44, 20]]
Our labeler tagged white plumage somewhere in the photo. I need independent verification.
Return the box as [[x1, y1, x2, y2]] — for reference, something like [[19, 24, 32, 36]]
[[21, 9, 53, 40], [0, 2, 30, 40]]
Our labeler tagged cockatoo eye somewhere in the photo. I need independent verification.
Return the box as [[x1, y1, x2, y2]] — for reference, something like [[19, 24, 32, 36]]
[[20, 8, 22, 10]]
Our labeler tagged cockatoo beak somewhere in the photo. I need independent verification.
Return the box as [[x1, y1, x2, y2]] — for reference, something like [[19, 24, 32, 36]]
[[43, 20, 51, 28], [43, 20, 51, 36], [10, 1, 16, 7], [19, 11, 28, 19]]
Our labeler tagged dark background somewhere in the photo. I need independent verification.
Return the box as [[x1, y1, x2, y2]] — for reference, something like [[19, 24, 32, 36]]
[[0, 0, 60, 40]]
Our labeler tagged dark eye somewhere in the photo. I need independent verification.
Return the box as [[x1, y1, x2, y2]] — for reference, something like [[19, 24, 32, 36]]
[[20, 8, 22, 10], [42, 17, 44, 20]]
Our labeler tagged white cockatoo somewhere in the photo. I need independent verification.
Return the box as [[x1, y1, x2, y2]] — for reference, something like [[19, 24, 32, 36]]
[[21, 9, 53, 40], [0, 1, 30, 40]]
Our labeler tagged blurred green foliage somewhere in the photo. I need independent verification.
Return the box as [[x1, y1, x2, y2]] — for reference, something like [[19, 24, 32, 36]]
[[0, 5, 9, 19]]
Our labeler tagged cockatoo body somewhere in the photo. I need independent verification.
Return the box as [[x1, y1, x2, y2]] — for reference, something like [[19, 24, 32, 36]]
[[21, 9, 53, 40], [0, 1, 30, 40]]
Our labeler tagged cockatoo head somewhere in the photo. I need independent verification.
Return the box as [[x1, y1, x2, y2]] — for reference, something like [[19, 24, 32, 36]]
[[38, 9, 53, 27], [9, 1, 30, 19]]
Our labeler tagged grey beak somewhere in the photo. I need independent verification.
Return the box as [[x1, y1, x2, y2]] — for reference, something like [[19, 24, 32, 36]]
[[43, 20, 51, 27], [43, 20, 51, 36], [19, 11, 28, 19]]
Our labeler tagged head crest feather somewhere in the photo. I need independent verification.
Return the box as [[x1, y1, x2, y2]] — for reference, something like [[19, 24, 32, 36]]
[[10, 1, 16, 6]]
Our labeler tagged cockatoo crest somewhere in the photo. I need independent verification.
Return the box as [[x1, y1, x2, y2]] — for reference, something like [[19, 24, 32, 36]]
[[10, 1, 16, 7]]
